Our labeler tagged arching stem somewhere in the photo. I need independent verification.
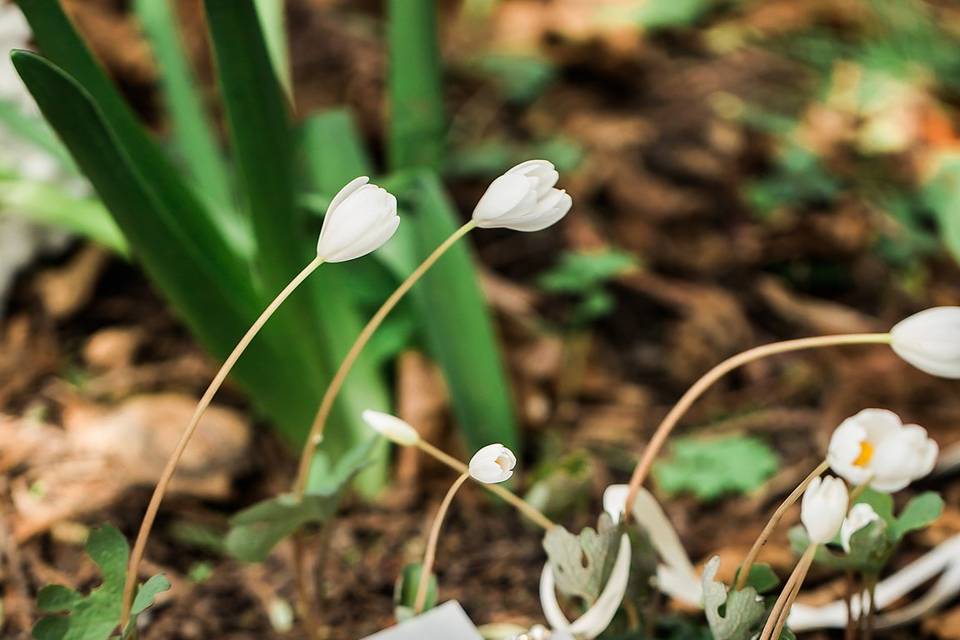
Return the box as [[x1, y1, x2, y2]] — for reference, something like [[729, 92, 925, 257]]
[[736, 460, 828, 590], [415, 472, 469, 613], [622, 333, 892, 521], [292, 220, 477, 497], [120, 255, 324, 628], [760, 543, 817, 640]]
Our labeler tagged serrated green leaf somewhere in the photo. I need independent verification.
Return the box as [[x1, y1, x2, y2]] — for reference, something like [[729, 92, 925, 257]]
[[653, 435, 779, 501], [543, 514, 620, 606], [393, 563, 438, 622], [702, 556, 766, 640], [892, 492, 944, 539], [32, 525, 169, 640]]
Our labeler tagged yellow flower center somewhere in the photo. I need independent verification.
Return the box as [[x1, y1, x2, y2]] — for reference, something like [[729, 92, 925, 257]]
[[853, 440, 875, 468]]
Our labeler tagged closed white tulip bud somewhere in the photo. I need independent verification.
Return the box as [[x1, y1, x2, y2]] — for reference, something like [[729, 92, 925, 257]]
[[840, 503, 881, 553], [472, 160, 572, 232], [890, 307, 960, 379], [361, 410, 419, 446], [827, 409, 938, 493], [801, 476, 849, 544], [316, 177, 399, 262], [468, 443, 517, 484]]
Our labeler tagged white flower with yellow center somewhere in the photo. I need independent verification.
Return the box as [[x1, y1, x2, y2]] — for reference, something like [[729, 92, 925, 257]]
[[468, 444, 517, 484], [827, 409, 938, 493]]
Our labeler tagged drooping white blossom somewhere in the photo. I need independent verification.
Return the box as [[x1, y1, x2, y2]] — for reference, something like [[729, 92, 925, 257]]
[[890, 307, 960, 379], [841, 503, 882, 553], [827, 409, 938, 493], [468, 444, 516, 484], [316, 177, 399, 263], [801, 476, 849, 544], [361, 410, 419, 446], [472, 160, 572, 232]]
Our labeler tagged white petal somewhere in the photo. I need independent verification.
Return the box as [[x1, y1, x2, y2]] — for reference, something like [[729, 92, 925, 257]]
[[317, 185, 397, 261], [468, 443, 516, 484], [361, 410, 419, 446], [472, 173, 537, 223], [502, 189, 572, 232], [891, 307, 960, 378]]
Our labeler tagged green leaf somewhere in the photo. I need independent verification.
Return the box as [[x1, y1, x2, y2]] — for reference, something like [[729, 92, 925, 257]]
[[405, 172, 520, 453], [393, 563, 438, 622], [543, 514, 621, 606], [387, 0, 445, 170], [733, 563, 780, 595], [892, 492, 944, 539], [702, 556, 766, 640], [653, 435, 779, 501], [253, 0, 291, 100], [788, 522, 892, 574], [32, 525, 169, 640], [524, 450, 594, 521], [13, 51, 319, 442], [0, 99, 72, 166], [855, 488, 895, 525], [538, 250, 637, 294], [470, 54, 556, 104], [133, 0, 235, 219]]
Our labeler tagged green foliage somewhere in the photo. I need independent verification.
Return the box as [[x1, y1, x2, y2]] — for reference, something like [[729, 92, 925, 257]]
[[891, 492, 944, 538], [32, 525, 169, 640], [543, 514, 622, 607], [745, 144, 841, 217], [524, 449, 595, 521], [733, 563, 780, 595], [470, 54, 556, 104], [701, 556, 766, 640], [653, 435, 779, 501], [393, 563, 438, 622], [538, 249, 637, 326]]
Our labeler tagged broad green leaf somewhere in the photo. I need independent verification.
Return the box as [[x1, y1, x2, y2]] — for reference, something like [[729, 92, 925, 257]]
[[854, 488, 895, 525], [788, 522, 893, 574], [13, 52, 319, 442], [405, 172, 520, 453], [653, 435, 779, 501], [134, 0, 236, 221], [32, 525, 169, 640], [253, 0, 291, 100], [702, 556, 766, 640], [543, 514, 620, 606], [394, 563, 438, 622], [0, 177, 128, 255], [387, 0, 445, 170], [892, 492, 944, 539]]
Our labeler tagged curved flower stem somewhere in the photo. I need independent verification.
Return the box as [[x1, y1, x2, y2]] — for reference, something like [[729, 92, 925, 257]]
[[415, 472, 470, 613], [622, 333, 892, 522], [760, 543, 817, 640], [415, 440, 555, 531], [292, 220, 477, 498], [735, 460, 829, 590], [119, 255, 324, 628]]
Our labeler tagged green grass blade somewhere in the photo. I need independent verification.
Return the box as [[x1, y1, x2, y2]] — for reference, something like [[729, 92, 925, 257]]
[[0, 99, 72, 166], [253, 0, 291, 101], [13, 51, 317, 442], [407, 172, 520, 453], [16, 0, 251, 268], [387, 0, 445, 170], [133, 0, 235, 216], [0, 177, 128, 254]]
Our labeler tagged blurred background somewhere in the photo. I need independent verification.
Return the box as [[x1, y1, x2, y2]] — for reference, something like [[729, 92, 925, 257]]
[[1, 0, 959, 638]]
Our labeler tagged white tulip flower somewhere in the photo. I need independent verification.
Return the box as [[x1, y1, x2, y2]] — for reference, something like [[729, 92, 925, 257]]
[[801, 476, 849, 544], [316, 177, 399, 262], [361, 410, 419, 446], [841, 503, 882, 553], [827, 409, 938, 493], [468, 444, 517, 484], [890, 307, 960, 379], [472, 160, 572, 232]]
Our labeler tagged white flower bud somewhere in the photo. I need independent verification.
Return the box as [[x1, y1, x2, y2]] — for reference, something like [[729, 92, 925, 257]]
[[468, 443, 516, 484], [840, 503, 881, 553], [361, 410, 419, 446], [890, 307, 960, 379], [602, 484, 629, 524], [801, 476, 849, 544], [472, 160, 572, 232], [827, 409, 938, 493], [316, 177, 399, 263]]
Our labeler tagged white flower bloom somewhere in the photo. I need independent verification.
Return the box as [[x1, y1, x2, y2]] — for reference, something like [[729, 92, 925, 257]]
[[602, 484, 629, 524], [468, 444, 517, 484], [472, 160, 572, 232], [316, 177, 399, 263], [540, 533, 631, 639], [801, 476, 849, 544], [827, 409, 938, 493], [841, 503, 882, 553], [361, 410, 419, 446], [890, 307, 960, 379]]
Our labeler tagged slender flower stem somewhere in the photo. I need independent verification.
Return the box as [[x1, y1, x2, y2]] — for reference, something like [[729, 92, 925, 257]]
[[760, 543, 817, 640], [120, 255, 324, 628], [292, 220, 478, 497], [622, 333, 892, 521], [415, 472, 469, 613], [415, 440, 555, 531], [735, 460, 829, 590]]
